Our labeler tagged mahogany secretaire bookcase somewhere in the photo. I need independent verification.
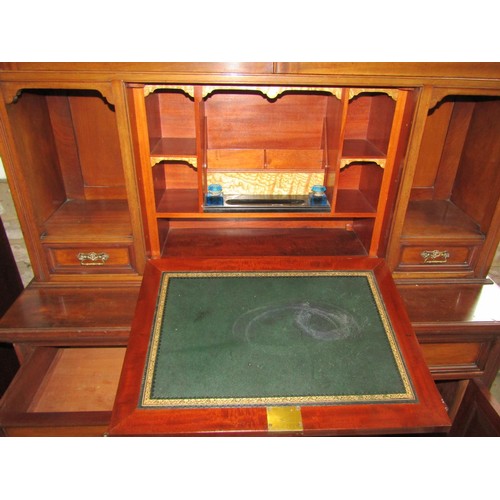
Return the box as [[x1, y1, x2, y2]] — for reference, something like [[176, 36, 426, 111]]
[[0, 63, 499, 436]]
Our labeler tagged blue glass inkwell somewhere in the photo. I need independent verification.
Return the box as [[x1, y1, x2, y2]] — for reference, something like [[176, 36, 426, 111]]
[[205, 184, 224, 206], [309, 185, 328, 206]]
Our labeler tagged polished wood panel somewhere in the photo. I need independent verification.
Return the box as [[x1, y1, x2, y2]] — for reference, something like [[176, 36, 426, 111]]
[[0, 284, 140, 345], [68, 94, 127, 199], [452, 99, 500, 234], [276, 62, 500, 81], [397, 281, 500, 386], [0, 62, 275, 74], [397, 281, 500, 326], [146, 91, 196, 142], [5, 91, 66, 231], [205, 93, 329, 150], [344, 93, 395, 154], [46, 94, 86, 199], [162, 227, 368, 257], [412, 100, 454, 195]]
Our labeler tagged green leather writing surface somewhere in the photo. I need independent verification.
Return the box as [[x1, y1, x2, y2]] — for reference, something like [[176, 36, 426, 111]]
[[140, 271, 415, 408]]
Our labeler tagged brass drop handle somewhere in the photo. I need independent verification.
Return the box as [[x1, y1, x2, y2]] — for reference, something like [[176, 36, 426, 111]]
[[77, 251, 110, 266], [420, 250, 450, 264]]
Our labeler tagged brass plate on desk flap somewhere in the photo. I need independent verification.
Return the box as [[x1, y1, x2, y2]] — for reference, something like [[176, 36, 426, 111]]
[[267, 406, 303, 432]]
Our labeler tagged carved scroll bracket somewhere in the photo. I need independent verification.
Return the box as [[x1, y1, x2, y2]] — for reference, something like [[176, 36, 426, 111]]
[[428, 88, 500, 111], [340, 158, 386, 169], [143, 85, 195, 98], [202, 86, 343, 100], [348, 88, 399, 101], [1, 82, 115, 105], [150, 156, 198, 169]]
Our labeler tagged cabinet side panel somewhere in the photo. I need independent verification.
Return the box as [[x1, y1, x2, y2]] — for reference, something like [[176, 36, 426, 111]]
[[367, 94, 396, 153], [6, 92, 66, 230], [411, 101, 454, 198], [145, 92, 161, 139], [46, 95, 85, 199], [157, 92, 196, 139], [433, 101, 475, 200], [451, 100, 500, 234], [69, 95, 127, 199]]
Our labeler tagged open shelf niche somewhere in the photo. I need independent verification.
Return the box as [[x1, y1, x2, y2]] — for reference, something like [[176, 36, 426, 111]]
[[127, 84, 416, 259], [397, 94, 500, 277], [5, 88, 137, 278]]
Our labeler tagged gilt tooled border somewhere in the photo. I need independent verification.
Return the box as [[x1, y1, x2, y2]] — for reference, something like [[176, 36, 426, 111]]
[[140, 271, 416, 408]]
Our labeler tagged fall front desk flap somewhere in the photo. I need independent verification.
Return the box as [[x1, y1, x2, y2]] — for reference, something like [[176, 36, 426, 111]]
[[109, 259, 450, 435]]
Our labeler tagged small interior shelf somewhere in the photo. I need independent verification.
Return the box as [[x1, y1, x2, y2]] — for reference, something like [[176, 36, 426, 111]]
[[42, 199, 133, 243], [155, 189, 200, 214], [402, 200, 485, 241], [334, 190, 379, 215], [149, 137, 197, 158], [161, 226, 368, 258], [342, 138, 386, 159], [335, 162, 383, 215]]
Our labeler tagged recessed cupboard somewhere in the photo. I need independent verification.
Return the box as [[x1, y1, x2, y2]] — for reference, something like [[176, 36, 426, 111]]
[[389, 93, 500, 279], [2, 88, 142, 280]]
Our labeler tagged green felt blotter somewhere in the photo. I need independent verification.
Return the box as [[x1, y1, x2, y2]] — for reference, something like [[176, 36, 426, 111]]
[[140, 271, 416, 408]]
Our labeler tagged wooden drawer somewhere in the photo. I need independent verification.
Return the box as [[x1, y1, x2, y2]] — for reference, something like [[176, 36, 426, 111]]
[[397, 243, 480, 272], [0, 347, 125, 436], [44, 244, 136, 274], [420, 341, 488, 379]]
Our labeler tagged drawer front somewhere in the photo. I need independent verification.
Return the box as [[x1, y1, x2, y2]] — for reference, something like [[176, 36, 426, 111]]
[[420, 342, 486, 378], [44, 244, 136, 274], [397, 244, 479, 271]]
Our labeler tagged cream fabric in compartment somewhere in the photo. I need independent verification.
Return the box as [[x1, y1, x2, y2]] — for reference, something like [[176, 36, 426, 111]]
[[206, 172, 325, 196]]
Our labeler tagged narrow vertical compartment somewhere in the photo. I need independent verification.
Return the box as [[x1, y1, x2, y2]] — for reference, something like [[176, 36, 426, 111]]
[[145, 87, 199, 213], [126, 85, 201, 258], [335, 89, 416, 257], [335, 91, 397, 215], [342, 91, 396, 161]]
